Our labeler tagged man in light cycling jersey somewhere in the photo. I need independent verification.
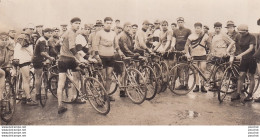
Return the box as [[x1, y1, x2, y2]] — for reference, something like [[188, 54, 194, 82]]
[[93, 17, 124, 101], [185, 22, 211, 93], [57, 17, 88, 114], [209, 22, 235, 91], [32, 28, 55, 102], [14, 32, 38, 105], [231, 24, 257, 102]]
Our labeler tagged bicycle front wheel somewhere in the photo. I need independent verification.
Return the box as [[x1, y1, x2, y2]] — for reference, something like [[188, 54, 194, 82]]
[[1, 81, 16, 123], [140, 66, 157, 100], [84, 77, 110, 115], [49, 75, 58, 98], [126, 68, 148, 104], [153, 63, 163, 94], [160, 61, 169, 93], [218, 67, 233, 103], [40, 72, 48, 107], [168, 63, 196, 95]]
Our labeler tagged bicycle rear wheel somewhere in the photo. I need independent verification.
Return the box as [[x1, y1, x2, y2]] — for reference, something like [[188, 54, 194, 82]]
[[169, 63, 196, 95], [253, 75, 260, 94], [40, 72, 48, 107], [49, 75, 58, 98], [85, 77, 110, 115], [218, 67, 232, 103], [160, 61, 169, 93], [1, 80, 16, 123], [126, 68, 148, 104], [153, 63, 163, 94], [140, 66, 157, 100], [62, 76, 79, 103]]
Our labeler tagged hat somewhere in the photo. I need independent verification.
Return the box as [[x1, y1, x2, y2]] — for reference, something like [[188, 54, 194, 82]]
[[43, 28, 53, 33], [161, 20, 168, 26], [225, 21, 236, 28], [214, 22, 222, 28], [0, 32, 8, 37], [25, 23, 34, 29], [17, 33, 27, 40], [132, 24, 138, 28], [36, 25, 43, 27], [8, 29, 16, 33], [177, 17, 184, 22], [84, 24, 91, 29], [123, 22, 131, 28], [237, 24, 248, 32], [70, 17, 81, 23], [21, 31, 30, 35], [143, 20, 151, 25], [194, 22, 202, 27], [94, 20, 103, 27], [203, 25, 209, 30], [52, 27, 60, 31], [60, 24, 68, 27], [154, 19, 160, 24], [115, 19, 120, 22]]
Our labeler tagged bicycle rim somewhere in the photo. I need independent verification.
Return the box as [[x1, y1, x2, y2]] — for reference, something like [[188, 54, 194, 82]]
[[126, 68, 147, 104], [142, 66, 157, 100], [85, 77, 110, 115], [62, 77, 79, 103], [218, 68, 231, 103], [49, 75, 58, 99], [169, 63, 196, 95], [153, 63, 163, 94], [108, 72, 118, 95], [40, 73, 48, 107], [160, 61, 169, 93]]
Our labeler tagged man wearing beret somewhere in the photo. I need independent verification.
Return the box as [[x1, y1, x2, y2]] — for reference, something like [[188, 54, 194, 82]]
[[231, 24, 257, 102]]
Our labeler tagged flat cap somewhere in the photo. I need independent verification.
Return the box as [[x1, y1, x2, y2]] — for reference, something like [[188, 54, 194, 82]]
[[237, 24, 248, 32], [177, 17, 184, 22], [70, 17, 81, 23]]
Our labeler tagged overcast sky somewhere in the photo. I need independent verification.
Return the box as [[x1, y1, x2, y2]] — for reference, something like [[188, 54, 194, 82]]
[[0, 0, 260, 33]]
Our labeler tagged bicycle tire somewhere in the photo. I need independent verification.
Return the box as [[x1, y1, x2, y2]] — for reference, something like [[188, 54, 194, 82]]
[[62, 76, 79, 103], [29, 71, 35, 94], [84, 77, 110, 115], [40, 72, 48, 107], [253, 75, 260, 94], [160, 61, 169, 93], [141, 65, 157, 100], [1, 80, 16, 123], [168, 63, 196, 95], [107, 72, 118, 95], [153, 63, 163, 94], [218, 67, 232, 103], [125, 68, 148, 104], [49, 75, 58, 99]]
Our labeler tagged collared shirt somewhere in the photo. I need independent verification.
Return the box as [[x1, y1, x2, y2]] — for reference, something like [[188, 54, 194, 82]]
[[60, 29, 77, 58], [211, 32, 234, 57], [14, 43, 33, 64], [173, 27, 191, 51], [118, 31, 135, 57], [93, 29, 117, 57], [235, 33, 256, 59]]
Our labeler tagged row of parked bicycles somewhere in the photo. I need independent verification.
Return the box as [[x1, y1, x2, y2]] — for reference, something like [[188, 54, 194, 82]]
[[1, 51, 260, 123]]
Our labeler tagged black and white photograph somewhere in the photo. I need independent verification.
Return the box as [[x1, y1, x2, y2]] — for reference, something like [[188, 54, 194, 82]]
[[0, 0, 260, 136]]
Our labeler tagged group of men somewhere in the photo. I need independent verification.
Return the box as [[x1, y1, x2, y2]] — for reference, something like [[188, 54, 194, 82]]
[[0, 16, 260, 114]]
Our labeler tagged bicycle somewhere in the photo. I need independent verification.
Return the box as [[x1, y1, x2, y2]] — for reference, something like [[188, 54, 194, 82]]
[[218, 56, 258, 103], [168, 54, 227, 95], [109, 57, 148, 104], [1, 67, 16, 123]]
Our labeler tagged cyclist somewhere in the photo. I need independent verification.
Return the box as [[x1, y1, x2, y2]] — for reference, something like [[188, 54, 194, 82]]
[[153, 20, 161, 52], [88, 20, 103, 55], [134, 20, 153, 56], [225, 21, 240, 55], [82, 24, 91, 42], [57, 17, 89, 114], [0, 32, 10, 108], [32, 28, 55, 101], [254, 19, 260, 102], [60, 24, 68, 36], [153, 20, 173, 66], [131, 24, 138, 50], [203, 25, 209, 35], [13, 32, 38, 105], [171, 23, 177, 32], [184, 22, 211, 93], [231, 24, 257, 102], [48, 27, 62, 58], [171, 17, 191, 90], [93, 17, 124, 101], [117, 22, 140, 97], [35, 25, 44, 40], [209, 22, 235, 91]]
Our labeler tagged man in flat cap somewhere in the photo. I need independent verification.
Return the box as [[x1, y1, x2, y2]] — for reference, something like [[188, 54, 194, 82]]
[[36, 25, 44, 39], [88, 20, 103, 54], [225, 21, 240, 55], [153, 19, 161, 50], [231, 24, 257, 102], [60, 24, 68, 36], [48, 27, 61, 58]]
